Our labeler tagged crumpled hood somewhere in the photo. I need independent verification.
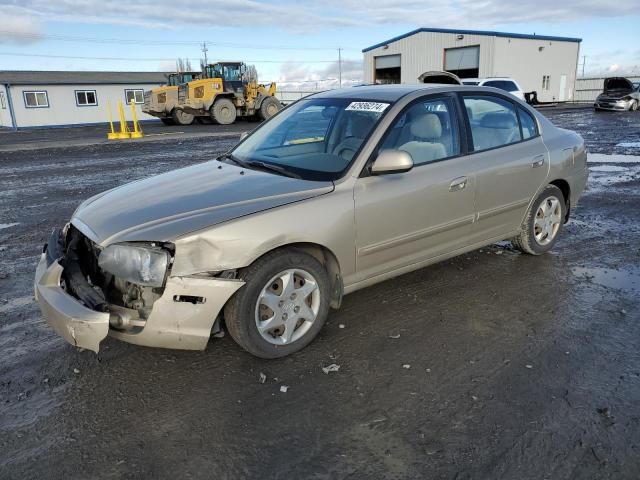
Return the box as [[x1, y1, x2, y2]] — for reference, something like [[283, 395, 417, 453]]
[[71, 161, 334, 245]]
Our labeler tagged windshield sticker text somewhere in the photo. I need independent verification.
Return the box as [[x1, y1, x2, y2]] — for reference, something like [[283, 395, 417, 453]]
[[345, 102, 390, 113]]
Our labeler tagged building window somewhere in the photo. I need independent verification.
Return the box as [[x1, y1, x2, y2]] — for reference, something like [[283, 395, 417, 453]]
[[125, 89, 144, 104], [0, 92, 6, 109], [75, 90, 97, 106], [23, 91, 49, 108], [542, 75, 551, 91]]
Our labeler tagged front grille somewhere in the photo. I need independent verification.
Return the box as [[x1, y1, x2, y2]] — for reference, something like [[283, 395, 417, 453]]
[[178, 84, 188, 103]]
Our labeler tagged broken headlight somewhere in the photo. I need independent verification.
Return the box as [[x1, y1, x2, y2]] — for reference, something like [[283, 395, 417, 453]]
[[98, 244, 169, 287]]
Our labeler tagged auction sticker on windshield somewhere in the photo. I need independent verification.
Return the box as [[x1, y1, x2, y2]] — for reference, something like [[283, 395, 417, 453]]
[[345, 102, 390, 113]]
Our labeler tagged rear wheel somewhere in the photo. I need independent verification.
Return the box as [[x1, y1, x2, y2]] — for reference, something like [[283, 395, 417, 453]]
[[172, 109, 195, 126], [211, 98, 237, 125], [512, 185, 566, 255], [259, 96, 282, 121], [160, 117, 174, 126], [224, 249, 331, 358]]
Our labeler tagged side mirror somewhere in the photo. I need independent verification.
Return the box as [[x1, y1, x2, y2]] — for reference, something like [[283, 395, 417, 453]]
[[371, 149, 413, 175], [240, 131, 249, 141]]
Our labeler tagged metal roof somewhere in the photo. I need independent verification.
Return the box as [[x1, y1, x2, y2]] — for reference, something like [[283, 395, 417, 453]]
[[0, 71, 171, 85], [362, 28, 582, 52]]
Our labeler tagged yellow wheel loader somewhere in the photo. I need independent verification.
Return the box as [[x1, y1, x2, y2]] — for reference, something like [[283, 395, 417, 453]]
[[177, 62, 281, 125], [142, 72, 201, 125]]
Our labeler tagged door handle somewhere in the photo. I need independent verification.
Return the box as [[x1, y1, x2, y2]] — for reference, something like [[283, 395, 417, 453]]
[[531, 155, 545, 168], [449, 176, 467, 192]]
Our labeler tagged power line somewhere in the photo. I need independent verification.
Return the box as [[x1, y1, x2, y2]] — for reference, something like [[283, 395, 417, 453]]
[[0, 52, 339, 63], [0, 30, 361, 51]]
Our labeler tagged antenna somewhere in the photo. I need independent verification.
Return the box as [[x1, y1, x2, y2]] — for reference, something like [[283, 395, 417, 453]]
[[338, 47, 343, 88]]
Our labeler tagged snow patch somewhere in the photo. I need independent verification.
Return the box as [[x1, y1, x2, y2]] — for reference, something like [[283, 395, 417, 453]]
[[590, 165, 628, 172], [0, 222, 20, 230], [616, 142, 640, 148], [588, 153, 640, 164]]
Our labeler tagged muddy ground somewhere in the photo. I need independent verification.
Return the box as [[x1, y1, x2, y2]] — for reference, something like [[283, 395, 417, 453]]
[[1, 107, 639, 479]]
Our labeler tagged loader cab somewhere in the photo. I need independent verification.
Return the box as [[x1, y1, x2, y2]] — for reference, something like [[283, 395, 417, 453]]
[[168, 72, 200, 87], [206, 62, 245, 93]]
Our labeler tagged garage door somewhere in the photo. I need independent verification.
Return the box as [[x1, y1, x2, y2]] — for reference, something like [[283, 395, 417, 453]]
[[374, 54, 401, 84], [444, 46, 479, 78], [375, 55, 401, 69]]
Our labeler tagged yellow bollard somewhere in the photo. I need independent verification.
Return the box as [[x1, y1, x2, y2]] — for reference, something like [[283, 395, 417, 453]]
[[107, 101, 118, 140], [116, 101, 131, 139], [129, 100, 143, 139]]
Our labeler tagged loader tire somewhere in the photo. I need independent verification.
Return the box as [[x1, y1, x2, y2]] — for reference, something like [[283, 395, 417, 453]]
[[259, 96, 282, 121], [172, 109, 195, 126], [211, 98, 237, 125]]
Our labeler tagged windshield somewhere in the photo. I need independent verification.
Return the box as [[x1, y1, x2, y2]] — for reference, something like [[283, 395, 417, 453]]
[[230, 98, 391, 181]]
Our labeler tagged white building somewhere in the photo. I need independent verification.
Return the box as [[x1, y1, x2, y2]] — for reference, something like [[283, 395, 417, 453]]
[[362, 28, 581, 103], [0, 71, 169, 129]]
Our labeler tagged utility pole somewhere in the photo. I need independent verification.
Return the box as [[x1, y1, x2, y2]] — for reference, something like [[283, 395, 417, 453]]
[[338, 47, 343, 88], [202, 42, 208, 66]]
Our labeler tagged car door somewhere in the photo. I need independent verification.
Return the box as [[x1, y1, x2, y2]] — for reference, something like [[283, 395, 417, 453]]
[[353, 94, 476, 282], [461, 94, 549, 243]]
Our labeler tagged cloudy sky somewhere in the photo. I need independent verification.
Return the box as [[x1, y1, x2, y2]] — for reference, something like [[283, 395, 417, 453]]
[[0, 0, 638, 88]]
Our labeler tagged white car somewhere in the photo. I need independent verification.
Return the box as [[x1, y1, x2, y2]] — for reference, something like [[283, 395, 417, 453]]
[[462, 78, 525, 101]]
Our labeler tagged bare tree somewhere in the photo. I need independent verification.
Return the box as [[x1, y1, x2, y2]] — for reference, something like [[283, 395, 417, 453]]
[[176, 58, 192, 72], [245, 64, 258, 82]]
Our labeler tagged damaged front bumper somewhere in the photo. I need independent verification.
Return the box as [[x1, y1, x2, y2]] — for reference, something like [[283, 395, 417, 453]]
[[34, 256, 110, 353], [34, 231, 245, 353], [594, 99, 633, 111]]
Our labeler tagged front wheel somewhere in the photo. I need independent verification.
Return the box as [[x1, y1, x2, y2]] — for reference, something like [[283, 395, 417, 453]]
[[630, 100, 639, 112], [224, 249, 331, 358], [259, 96, 282, 121], [512, 185, 566, 255], [172, 109, 195, 125], [211, 98, 237, 125]]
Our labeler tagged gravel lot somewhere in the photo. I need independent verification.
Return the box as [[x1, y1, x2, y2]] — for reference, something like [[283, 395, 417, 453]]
[[1, 107, 639, 479]]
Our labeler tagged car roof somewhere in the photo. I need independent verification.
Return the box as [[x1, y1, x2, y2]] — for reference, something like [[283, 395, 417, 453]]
[[309, 84, 452, 102]]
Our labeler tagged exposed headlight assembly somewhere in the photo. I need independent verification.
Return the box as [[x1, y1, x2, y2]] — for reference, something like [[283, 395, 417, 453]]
[[98, 244, 170, 287]]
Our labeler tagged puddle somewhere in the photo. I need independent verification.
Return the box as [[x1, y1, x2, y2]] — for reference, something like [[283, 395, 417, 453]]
[[573, 266, 640, 294]]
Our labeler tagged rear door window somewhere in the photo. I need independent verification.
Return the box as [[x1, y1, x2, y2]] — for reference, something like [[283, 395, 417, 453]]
[[483, 80, 519, 92], [463, 95, 521, 151], [518, 107, 538, 140]]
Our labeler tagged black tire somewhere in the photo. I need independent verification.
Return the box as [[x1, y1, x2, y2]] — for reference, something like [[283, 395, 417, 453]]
[[512, 185, 566, 255], [160, 117, 174, 126], [211, 98, 237, 125], [224, 249, 331, 358], [171, 109, 195, 126], [259, 96, 282, 121]]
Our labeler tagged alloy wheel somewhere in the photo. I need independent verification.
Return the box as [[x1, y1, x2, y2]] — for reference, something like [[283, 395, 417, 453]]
[[254, 269, 321, 345], [534, 196, 562, 246]]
